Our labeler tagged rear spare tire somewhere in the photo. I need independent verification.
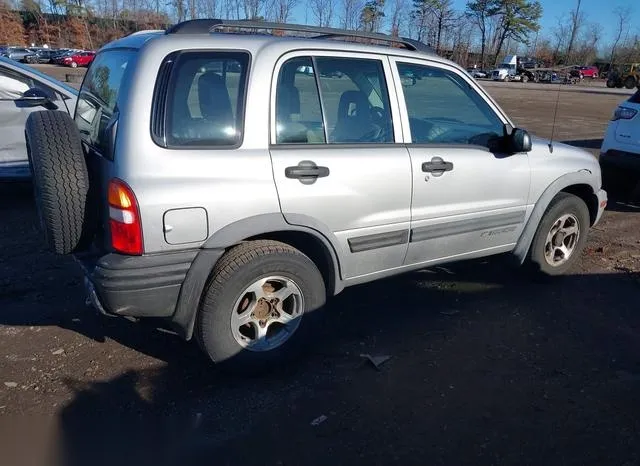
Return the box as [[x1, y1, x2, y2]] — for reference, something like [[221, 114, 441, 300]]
[[25, 110, 91, 255]]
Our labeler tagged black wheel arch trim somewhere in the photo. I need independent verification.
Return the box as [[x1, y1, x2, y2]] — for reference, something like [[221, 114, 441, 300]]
[[512, 172, 599, 265], [172, 213, 344, 340]]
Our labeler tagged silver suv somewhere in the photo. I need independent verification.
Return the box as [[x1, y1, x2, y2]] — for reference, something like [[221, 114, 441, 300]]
[[25, 20, 607, 373]]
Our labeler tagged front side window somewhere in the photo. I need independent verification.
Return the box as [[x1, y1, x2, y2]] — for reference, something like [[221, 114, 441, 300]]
[[165, 51, 249, 147], [397, 63, 504, 148], [275, 55, 394, 144]]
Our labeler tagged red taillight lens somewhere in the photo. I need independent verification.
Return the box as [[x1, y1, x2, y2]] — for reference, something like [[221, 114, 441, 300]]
[[108, 179, 143, 255]]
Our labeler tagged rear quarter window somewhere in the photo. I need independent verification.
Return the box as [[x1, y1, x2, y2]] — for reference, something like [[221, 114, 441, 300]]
[[74, 49, 136, 155], [153, 51, 250, 148]]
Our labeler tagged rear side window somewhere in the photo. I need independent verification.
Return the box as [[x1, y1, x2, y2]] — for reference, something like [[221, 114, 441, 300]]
[[160, 51, 250, 148], [75, 49, 135, 154]]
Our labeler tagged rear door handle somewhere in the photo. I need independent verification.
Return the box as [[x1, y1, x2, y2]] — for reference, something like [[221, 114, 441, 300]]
[[285, 160, 330, 184], [422, 157, 453, 176]]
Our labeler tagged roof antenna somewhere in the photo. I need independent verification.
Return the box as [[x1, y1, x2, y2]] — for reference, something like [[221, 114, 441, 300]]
[[548, 78, 563, 153]]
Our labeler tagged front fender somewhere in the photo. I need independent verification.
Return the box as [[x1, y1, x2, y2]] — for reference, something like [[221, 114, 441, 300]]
[[512, 171, 600, 264]]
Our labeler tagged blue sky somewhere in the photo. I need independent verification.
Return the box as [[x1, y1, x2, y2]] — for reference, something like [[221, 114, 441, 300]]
[[291, 0, 639, 45]]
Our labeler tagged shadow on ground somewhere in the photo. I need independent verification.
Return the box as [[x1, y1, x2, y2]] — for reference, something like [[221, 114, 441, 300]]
[[562, 138, 603, 150], [2, 185, 640, 466]]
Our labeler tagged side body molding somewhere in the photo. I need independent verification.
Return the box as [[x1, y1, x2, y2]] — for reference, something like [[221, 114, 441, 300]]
[[172, 213, 344, 339], [512, 172, 599, 264]]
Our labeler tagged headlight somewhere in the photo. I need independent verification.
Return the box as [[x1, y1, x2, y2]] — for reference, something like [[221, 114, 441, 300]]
[[612, 106, 637, 121]]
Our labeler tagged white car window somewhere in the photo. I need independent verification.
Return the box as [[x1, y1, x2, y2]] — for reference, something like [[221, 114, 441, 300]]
[[0, 68, 31, 100]]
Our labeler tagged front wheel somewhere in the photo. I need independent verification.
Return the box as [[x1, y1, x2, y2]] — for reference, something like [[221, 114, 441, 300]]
[[195, 240, 326, 374], [70, 61, 78, 68], [528, 193, 590, 276], [625, 77, 637, 89]]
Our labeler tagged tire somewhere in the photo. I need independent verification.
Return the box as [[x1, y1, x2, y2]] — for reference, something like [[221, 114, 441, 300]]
[[624, 77, 636, 89], [527, 193, 590, 277], [522, 75, 529, 83], [606, 79, 615, 88], [25, 110, 91, 255], [195, 240, 326, 375], [70, 61, 78, 68]]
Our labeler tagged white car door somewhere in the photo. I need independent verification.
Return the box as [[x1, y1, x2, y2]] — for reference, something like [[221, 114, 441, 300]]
[[270, 52, 412, 279], [390, 58, 531, 266]]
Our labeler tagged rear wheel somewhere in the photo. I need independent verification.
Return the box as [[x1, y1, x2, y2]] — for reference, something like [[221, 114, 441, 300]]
[[195, 240, 326, 374], [606, 79, 615, 88], [528, 193, 590, 277]]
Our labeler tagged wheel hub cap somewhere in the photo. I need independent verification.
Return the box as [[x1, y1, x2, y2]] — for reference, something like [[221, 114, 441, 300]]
[[543, 214, 580, 267], [230, 276, 304, 352]]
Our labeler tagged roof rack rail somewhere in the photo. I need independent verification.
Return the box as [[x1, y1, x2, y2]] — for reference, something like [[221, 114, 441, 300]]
[[165, 19, 434, 54]]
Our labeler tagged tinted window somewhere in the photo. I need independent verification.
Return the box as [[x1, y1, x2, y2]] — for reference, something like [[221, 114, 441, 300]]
[[164, 51, 249, 147], [315, 57, 394, 143], [629, 90, 640, 104], [75, 49, 135, 153], [275, 57, 325, 144], [397, 63, 504, 147]]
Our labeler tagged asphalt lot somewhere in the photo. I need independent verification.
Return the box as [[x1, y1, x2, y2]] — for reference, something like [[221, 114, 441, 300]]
[[2, 65, 640, 466]]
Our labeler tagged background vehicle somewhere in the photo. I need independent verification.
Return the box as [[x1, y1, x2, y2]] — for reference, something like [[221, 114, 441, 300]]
[[24, 49, 59, 64], [600, 89, 640, 193], [466, 67, 487, 78], [574, 66, 599, 79], [606, 64, 640, 89], [62, 51, 95, 68], [1, 47, 33, 62], [490, 55, 539, 82], [25, 19, 606, 374], [0, 56, 77, 180]]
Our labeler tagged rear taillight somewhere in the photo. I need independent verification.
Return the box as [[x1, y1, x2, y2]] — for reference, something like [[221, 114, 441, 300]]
[[612, 106, 638, 121], [108, 179, 143, 255]]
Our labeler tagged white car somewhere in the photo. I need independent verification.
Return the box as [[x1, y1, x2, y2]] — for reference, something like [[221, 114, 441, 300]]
[[0, 56, 78, 180], [600, 89, 640, 190]]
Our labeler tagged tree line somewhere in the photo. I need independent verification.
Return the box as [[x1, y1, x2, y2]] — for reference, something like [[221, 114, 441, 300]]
[[1, 0, 638, 69]]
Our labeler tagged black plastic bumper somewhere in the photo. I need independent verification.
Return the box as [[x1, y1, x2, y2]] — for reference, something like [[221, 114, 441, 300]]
[[78, 250, 198, 318], [600, 149, 640, 172]]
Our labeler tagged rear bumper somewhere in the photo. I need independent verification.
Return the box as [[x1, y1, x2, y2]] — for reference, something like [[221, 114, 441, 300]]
[[77, 250, 198, 318], [600, 149, 640, 172]]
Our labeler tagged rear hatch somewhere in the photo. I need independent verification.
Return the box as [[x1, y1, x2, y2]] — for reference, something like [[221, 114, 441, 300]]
[[614, 90, 640, 146]]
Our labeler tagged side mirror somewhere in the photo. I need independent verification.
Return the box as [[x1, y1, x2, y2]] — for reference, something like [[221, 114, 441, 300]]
[[16, 87, 58, 110], [508, 128, 532, 153]]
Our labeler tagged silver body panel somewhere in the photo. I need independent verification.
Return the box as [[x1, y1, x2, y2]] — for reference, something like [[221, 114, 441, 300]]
[[89, 31, 605, 290]]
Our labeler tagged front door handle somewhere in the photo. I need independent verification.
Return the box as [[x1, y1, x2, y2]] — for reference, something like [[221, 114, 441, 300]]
[[422, 157, 454, 176], [285, 160, 330, 185]]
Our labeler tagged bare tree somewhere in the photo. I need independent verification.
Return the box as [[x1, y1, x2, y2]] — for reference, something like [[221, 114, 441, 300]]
[[311, 0, 333, 27], [389, 0, 405, 36], [552, 15, 569, 64], [342, 0, 363, 29], [269, 0, 297, 22], [565, 0, 584, 62], [466, 0, 497, 69], [243, 0, 264, 19], [609, 6, 632, 67]]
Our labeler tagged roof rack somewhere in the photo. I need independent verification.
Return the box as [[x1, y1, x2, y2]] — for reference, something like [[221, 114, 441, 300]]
[[165, 19, 434, 54]]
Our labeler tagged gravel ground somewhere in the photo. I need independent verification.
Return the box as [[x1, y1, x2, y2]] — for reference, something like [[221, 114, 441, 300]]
[[1, 65, 640, 466]]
